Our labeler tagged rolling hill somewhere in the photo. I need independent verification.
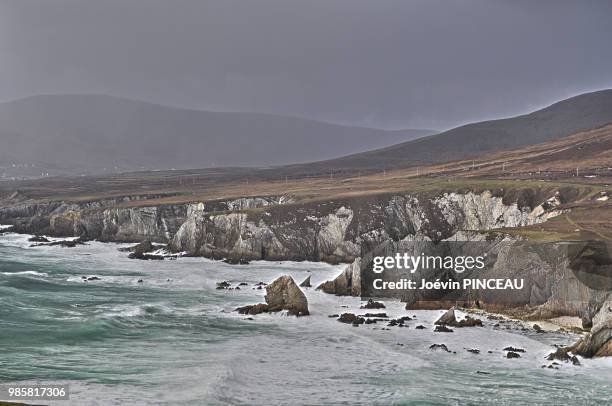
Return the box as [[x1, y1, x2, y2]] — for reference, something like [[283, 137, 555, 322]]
[[0, 94, 434, 176], [308, 89, 612, 172]]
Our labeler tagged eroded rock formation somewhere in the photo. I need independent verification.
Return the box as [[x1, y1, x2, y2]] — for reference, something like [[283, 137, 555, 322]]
[[236, 275, 309, 317], [570, 297, 612, 357]]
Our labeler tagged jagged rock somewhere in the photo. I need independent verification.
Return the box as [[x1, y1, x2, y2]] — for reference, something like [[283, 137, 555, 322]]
[[429, 344, 451, 352], [435, 308, 483, 327], [317, 280, 336, 294], [434, 325, 454, 333], [124, 240, 164, 259], [466, 348, 480, 354], [435, 308, 458, 325], [216, 281, 231, 290], [387, 316, 412, 327], [360, 313, 388, 318], [28, 235, 50, 242], [223, 257, 250, 265], [128, 252, 164, 260], [31, 237, 86, 248], [570, 299, 612, 357], [47, 238, 86, 248], [365, 318, 384, 324], [338, 313, 365, 325], [533, 324, 544, 333], [264, 275, 309, 316], [317, 258, 361, 296], [299, 275, 312, 288], [81, 276, 100, 281], [546, 348, 580, 365], [236, 303, 269, 315], [506, 351, 521, 359], [125, 240, 153, 254], [360, 299, 385, 309], [503, 346, 526, 353], [456, 316, 484, 328]]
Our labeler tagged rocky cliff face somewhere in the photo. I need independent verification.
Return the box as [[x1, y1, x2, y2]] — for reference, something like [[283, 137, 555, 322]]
[[571, 296, 612, 357], [313, 192, 611, 330], [6, 204, 187, 242], [170, 190, 562, 263], [0, 195, 297, 243], [2, 190, 562, 254]]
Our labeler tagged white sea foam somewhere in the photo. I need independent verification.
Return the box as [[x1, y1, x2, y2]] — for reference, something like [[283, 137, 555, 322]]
[[0, 270, 48, 277], [3, 236, 611, 405]]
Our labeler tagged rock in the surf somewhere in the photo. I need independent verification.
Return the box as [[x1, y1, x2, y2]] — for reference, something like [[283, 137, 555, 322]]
[[570, 298, 612, 357], [299, 275, 312, 288], [435, 307, 482, 327], [265, 275, 310, 316], [235, 275, 309, 317]]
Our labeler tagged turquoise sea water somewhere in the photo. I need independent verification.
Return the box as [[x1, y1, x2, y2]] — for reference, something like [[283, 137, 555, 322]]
[[1, 231, 611, 405]]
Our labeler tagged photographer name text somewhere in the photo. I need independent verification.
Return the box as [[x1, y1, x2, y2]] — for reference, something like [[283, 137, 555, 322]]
[[373, 278, 524, 290]]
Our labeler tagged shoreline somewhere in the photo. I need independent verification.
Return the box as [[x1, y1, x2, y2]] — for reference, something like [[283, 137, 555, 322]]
[[2, 230, 611, 405], [0, 228, 587, 336]]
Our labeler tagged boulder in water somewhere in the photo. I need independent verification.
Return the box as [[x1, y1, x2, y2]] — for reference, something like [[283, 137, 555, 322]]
[[429, 344, 451, 352], [337, 313, 365, 325], [503, 346, 525, 353], [299, 275, 312, 288], [216, 281, 231, 289], [434, 325, 454, 333], [360, 299, 385, 309], [28, 235, 50, 243], [126, 240, 164, 259], [546, 347, 580, 365], [236, 303, 270, 315], [32, 238, 86, 248], [316, 258, 361, 296], [51, 239, 85, 248], [123, 240, 153, 254], [235, 275, 309, 317], [435, 307, 482, 327], [265, 275, 309, 316], [223, 257, 250, 265]]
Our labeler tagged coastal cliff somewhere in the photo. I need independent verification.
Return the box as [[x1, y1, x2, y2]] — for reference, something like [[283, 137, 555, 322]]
[[2, 184, 611, 356], [169, 190, 562, 263], [0, 188, 565, 259]]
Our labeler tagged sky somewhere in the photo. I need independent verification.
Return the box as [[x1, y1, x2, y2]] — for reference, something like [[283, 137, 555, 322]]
[[1, 0, 611, 130]]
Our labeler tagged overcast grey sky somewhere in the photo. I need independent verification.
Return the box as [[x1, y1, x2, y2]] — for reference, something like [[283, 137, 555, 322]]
[[1, 0, 611, 130]]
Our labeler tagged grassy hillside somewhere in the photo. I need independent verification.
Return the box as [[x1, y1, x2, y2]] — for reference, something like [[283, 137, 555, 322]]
[[304, 89, 612, 171]]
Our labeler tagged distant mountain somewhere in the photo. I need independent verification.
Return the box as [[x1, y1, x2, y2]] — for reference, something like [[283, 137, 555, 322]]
[[0, 94, 434, 176], [310, 89, 612, 171]]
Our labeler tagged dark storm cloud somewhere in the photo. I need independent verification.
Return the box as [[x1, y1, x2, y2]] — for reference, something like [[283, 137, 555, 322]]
[[1, 0, 611, 129]]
